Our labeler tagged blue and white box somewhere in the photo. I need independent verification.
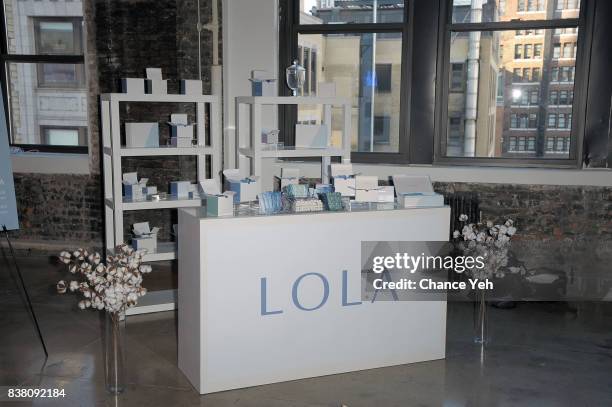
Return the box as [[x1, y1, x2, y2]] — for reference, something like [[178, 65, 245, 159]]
[[121, 78, 145, 94], [168, 113, 194, 146], [392, 175, 444, 208], [125, 122, 159, 148], [170, 181, 192, 199], [331, 163, 356, 197], [132, 222, 159, 253], [145, 79, 168, 95], [250, 70, 277, 96], [223, 169, 259, 203], [200, 179, 235, 217], [122, 172, 148, 201], [180, 79, 203, 95]]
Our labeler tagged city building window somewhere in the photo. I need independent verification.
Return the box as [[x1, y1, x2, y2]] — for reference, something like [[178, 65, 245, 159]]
[[558, 113, 567, 128], [288, 0, 406, 159], [534, 44, 542, 58], [2, 6, 87, 151], [509, 136, 517, 151], [515, 44, 523, 59], [442, 0, 583, 163], [559, 90, 568, 105], [562, 42, 573, 58], [546, 137, 555, 151]]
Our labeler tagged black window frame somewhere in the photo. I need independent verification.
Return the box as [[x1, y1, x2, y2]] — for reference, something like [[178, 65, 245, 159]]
[[279, 0, 412, 164], [0, 4, 87, 154], [434, 0, 593, 168]]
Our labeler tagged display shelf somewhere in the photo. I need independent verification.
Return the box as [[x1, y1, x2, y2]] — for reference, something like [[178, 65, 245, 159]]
[[100, 91, 221, 316], [235, 96, 352, 188], [121, 196, 203, 211]]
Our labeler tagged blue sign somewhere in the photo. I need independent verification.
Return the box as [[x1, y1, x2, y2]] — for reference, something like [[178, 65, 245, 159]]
[[0, 92, 19, 230]]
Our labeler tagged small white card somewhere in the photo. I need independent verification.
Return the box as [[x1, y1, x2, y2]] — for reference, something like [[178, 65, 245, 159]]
[[146, 67, 163, 80]]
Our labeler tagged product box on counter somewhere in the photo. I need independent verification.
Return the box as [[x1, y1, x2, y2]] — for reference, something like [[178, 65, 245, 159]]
[[331, 163, 356, 197], [170, 181, 193, 199], [392, 175, 444, 208], [223, 169, 259, 203], [273, 167, 300, 191], [353, 176, 379, 202], [200, 179, 235, 217]]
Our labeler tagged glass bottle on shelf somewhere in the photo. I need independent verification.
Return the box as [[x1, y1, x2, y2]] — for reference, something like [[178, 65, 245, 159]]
[[286, 60, 305, 96]]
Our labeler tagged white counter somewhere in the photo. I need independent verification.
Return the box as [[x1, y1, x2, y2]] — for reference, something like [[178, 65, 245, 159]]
[[178, 206, 450, 394]]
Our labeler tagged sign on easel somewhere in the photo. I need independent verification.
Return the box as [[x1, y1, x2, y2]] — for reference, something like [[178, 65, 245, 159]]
[[0, 92, 19, 230]]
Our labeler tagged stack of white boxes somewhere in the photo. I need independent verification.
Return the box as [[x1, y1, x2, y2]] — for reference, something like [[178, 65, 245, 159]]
[[331, 163, 356, 197], [392, 175, 444, 208], [145, 68, 168, 95], [168, 114, 194, 147], [200, 179, 235, 217]]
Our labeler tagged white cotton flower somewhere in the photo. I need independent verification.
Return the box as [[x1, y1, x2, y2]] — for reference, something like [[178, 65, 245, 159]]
[[59, 251, 72, 264], [69, 281, 79, 292], [78, 300, 86, 310], [505, 219, 514, 227], [459, 214, 469, 222], [486, 220, 493, 228], [507, 226, 517, 236], [452, 230, 460, 239], [499, 225, 508, 235], [476, 232, 486, 243], [56, 280, 67, 294]]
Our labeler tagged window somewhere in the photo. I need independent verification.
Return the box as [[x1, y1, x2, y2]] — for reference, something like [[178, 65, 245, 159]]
[[558, 113, 566, 128], [2, 7, 88, 152], [444, 0, 583, 162], [376, 64, 393, 93], [534, 44, 542, 58], [515, 44, 523, 59], [562, 43, 573, 58], [546, 137, 555, 151], [286, 0, 407, 159]]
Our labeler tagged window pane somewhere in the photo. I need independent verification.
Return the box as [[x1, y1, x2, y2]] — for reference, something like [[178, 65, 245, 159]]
[[6, 63, 88, 146], [4, 4, 84, 55], [446, 28, 576, 158], [298, 32, 402, 153], [300, 0, 405, 24], [44, 128, 80, 146], [452, 0, 580, 24]]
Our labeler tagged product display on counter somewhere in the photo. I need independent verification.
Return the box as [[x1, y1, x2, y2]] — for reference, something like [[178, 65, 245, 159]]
[[315, 183, 333, 194], [258, 191, 283, 215], [320, 191, 344, 211], [392, 175, 444, 208], [200, 179, 234, 217], [283, 183, 309, 199], [223, 169, 259, 203], [377, 185, 396, 203], [122, 172, 148, 201], [353, 176, 380, 203], [132, 222, 160, 253], [290, 197, 324, 213], [274, 167, 300, 191], [331, 163, 357, 197]]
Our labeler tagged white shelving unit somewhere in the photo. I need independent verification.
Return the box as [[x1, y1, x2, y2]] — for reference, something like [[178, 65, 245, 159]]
[[235, 96, 352, 186], [100, 92, 221, 315]]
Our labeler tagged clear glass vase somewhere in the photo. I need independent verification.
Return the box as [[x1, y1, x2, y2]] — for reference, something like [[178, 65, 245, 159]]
[[105, 312, 125, 394], [473, 289, 488, 345]]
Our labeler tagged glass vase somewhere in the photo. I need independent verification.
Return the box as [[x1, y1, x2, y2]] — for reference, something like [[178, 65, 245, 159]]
[[105, 312, 125, 394], [473, 288, 488, 345]]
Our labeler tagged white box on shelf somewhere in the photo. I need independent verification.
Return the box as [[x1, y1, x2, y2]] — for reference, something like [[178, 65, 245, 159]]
[[170, 125, 194, 140], [145, 68, 163, 80], [145, 79, 168, 95], [180, 79, 203, 95], [170, 137, 193, 148], [250, 70, 277, 96], [223, 169, 259, 203], [121, 78, 145, 94], [354, 176, 379, 202], [261, 129, 279, 145], [125, 122, 159, 148], [331, 163, 356, 197], [377, 186, 395, 203], [295, 124, 328, 148], [318, 82, 336, 97], [398, 193, 444, 208], [132, 222, 159, 253], [170, 181, 193, 199], [145, 186, 158, 196], [122, 172, 148, 200]]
